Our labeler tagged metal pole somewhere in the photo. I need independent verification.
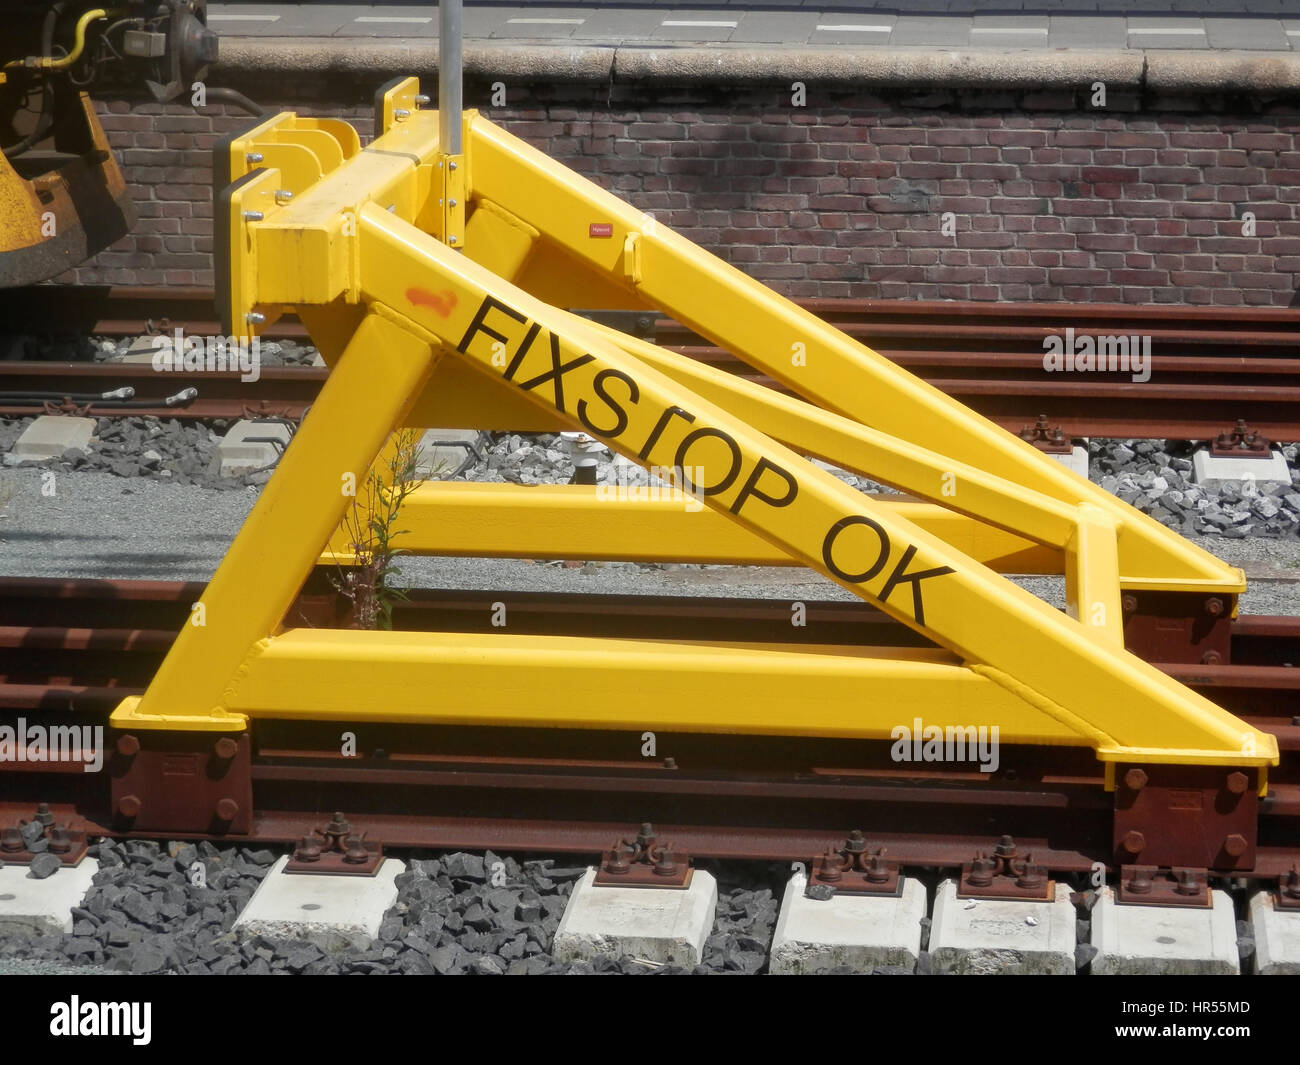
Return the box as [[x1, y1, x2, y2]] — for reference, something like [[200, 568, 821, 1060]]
[[439, 0, 463, 154]]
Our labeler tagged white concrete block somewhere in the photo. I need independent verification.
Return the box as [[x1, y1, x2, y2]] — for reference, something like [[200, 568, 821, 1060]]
[[0, 859, 99, 935], [930, 878, 1075, 974], [309, 352, 327, 367], [212, 418, 291, 476], [552, 867, 717, 967], [1091, 886, 1239, 975], [3, 415, 95, 465], [233, 855, 403, 952], [1249, 890, 1300, 975], [1051, 445, 1089, 477], [1192, 447, 1291, 489], [769, 873, 926, 974], [417, 428, 481, 479], [119, 335, 167, 363]]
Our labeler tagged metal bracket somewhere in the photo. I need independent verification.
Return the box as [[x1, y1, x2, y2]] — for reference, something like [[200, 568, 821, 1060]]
[[594, 822, 692, 889], [807, 830, 901, 897], [1112, 764, 1256, 870], [286, 811, 384, 876], [1210, 419, 1272, 459], [1018, 415, 1073, 455], [0, 804, 88, 868], [957, 835, 1054, 902], [1115, 865, 1211, 908], [110, 731, 252, 835], [1276, 863, 1300, 911]]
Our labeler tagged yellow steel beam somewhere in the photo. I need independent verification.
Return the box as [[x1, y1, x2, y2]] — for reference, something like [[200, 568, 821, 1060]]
[[1066, 504, 1125, 649], [112, 311, 440, 731], [224, 629, 1078, 743], [465, 113, 1242, 593], [320, 481, 1060, 573], [349, 202, 1271, 766]]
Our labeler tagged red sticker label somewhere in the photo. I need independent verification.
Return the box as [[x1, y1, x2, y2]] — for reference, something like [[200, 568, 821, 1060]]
[[589, 223, 613, 238]]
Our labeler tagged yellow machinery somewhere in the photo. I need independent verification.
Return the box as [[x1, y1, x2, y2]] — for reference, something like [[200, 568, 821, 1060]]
[[0, 2, 216, 286], [113, 74, 1276, 776]]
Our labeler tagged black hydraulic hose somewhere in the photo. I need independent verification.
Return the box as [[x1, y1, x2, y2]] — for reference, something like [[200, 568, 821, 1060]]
[[2, 2, 68, 160], [201, 87, 265, 117], [0, 387, 134, 401]]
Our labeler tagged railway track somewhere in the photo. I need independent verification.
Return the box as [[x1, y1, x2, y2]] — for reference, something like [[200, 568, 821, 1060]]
[[2, 576, 1298, 876], [3, 286, 1299, 440]]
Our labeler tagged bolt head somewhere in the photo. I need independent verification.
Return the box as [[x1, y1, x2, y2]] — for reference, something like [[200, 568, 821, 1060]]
[[215, 798, 239, 822], [213, 737, 239, 760], [1224, 834, 1248, 857], [1204, 597, 1225, 617], [1226, 771, 1249, 795], [117, 795, 142, 819], [1124, 768, 1148, 791], [115, 734, 140, 757], [1121, 830, 1146, 853]]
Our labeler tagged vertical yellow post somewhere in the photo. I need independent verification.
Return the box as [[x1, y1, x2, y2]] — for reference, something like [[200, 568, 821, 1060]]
[[113, 312, 440, 729]]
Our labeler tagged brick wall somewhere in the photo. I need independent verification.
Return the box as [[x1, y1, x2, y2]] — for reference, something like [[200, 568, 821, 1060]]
[[72, 78, 1300, 305]]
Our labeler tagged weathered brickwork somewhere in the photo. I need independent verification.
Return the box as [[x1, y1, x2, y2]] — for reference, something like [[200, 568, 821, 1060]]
[[70, 78, 1300, 305]]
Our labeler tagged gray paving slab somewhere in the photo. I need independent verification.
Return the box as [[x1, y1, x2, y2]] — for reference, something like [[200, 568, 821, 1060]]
[[655, 13, 740, 43], [1204, 17, 1292, 50], [731, 12, 822, 44], [1049, 16, 1130, 48], [890, 16, 973, 47], [570, 9, 663, 40]]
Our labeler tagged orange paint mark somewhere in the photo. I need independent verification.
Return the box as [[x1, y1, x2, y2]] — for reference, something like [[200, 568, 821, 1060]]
[[406, 287, 458, 317]]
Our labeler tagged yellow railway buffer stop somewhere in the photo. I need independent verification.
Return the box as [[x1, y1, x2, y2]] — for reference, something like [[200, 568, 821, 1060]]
[[108, 77, 1276, 874]]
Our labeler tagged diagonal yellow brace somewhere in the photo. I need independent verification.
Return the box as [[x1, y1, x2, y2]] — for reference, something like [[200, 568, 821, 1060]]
[[111, 312, 440, 730], [349, 202, 1273, 766]]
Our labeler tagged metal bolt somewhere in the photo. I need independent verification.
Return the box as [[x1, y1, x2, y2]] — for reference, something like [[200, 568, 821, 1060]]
[[865, 854, 892, 884], [652, 849, 678, 877], [448, 198, 458, 207], [325, 812, 351, 838], [603, 847, 629, 874], [994, 834, 1017, 859], [448, 235, 457, 244], [115, 734, 140, 756], [294, 836, 322, 863], [0, 828, 24, 852], [215, 798, 239, 822], [1124, 768, 1148, 791], [1223, 833, 1248, 858], [819, 846, 843, 882], [1201, 650, 1222, 666], [1016, 863, 1047, 891], [1174, 869, 1204, 895], [636, 823, 655, 849], [117, 795, 142, 819], [1226, 771, 1249, 796], [34, 803, 54, 827], [1121, 594, 1138, 614], [662, 757, 677, 770], [449, 160, 458, 170], [274, 189, 293, 204], [414, 94, 430, 106], [1127, 867, 1153, 894], [967, 858, 996, 887], [343, 835, 369, 864], [213, 737, 238, 760], [246, 312, 265, 325], [844, 829, 867, 856], [48, 827, 71, 855], [1204, 597, 1225, 617], [245, 152, 264, 163], [393, 108, 410, 119], [242, 210, 263, 222], [1121, 830, 1146, 854]]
